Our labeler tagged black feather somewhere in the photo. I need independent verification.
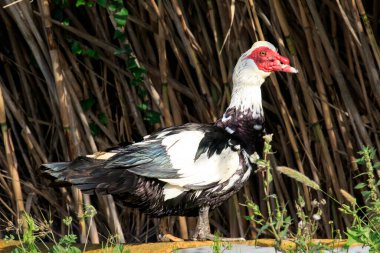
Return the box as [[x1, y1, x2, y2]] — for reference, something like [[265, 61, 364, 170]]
[[194, 128, 234, 160]]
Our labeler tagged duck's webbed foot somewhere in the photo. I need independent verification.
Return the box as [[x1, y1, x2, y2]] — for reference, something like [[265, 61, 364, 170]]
[[192, 206, 245, 241], [158, 233, 184, 242]]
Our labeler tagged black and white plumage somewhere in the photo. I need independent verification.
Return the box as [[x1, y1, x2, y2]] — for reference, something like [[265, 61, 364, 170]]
[[42, 41, 298, 241]]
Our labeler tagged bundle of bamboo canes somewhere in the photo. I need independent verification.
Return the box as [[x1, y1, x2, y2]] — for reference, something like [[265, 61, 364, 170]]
[[0, 0, 378, 242]]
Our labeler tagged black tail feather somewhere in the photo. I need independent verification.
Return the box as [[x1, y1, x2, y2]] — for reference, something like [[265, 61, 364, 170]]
[[41, 157, 105, 193]]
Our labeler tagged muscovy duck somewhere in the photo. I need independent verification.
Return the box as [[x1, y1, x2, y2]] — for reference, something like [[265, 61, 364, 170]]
[[42, 41, 298, 241]]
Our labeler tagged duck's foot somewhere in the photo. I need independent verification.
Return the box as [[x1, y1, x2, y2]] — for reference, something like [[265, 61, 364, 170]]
[[158, 233, 184, 242], [192, 206, 245, 241], [195, 232, 245, 241]]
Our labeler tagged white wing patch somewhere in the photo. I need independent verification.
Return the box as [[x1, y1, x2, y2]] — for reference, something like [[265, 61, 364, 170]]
[[160, 131, 240, 189], [163, 184, 188, 200], [220, 174, 241, 192], [86, 151, 117, 160]]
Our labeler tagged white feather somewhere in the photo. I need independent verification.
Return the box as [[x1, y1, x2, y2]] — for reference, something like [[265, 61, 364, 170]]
[[222, 114, 232, 122], [194, 190, 202, 198], [163, 184, 188, 200], [241, 165, 252, 183], [220, 174, 241, 192], [86, 152, 117, 160], [241, 151, 253, 182], [225, 126, 235, 134], [228, 84, 263, 115], [160, 131, 240, 188]]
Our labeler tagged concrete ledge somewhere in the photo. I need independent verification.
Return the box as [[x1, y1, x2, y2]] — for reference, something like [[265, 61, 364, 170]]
[[0, 239, 358, 253]]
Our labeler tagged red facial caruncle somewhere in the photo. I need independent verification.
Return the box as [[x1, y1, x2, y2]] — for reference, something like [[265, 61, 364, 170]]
[[246, 46, 298, 73]]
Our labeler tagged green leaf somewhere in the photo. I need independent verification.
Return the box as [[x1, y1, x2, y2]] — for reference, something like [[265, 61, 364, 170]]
[[4, 234, 15, 241], [244, 215, 254, 221], [137, 86, 147, 97], [137, 103, 149, 111], [284, 216, 292, 224], [11, 248, 22, 253], [67, 247, 81, 253], [268, 172, 273, 184], [114, 47, 127, 55], [113, 30, 126, 40], [132, 67, 147, 79], [131, 77, 143, 87], [59, 234, 77, 247], [107, 3, 117, 11], [86, 1, 95, 7], [127, 57, 138, 70], [75, 0, 86, 7], [80, 96, 96, 111], [98, 112, 108, 125], [71, 41, 83, 55], [84, 49, 99, 59], [114, 8, 128, 27], [355, 157, 366, 165], [96, 0, 107, 7], [362, 190, 372, 199], [374, 162, 380, 168], [257, 223, 270, 238], [84, 204, 97, 218], [62, 18, 70, 26], [90, 122, 100, 136], [109, 0, 123, 9], [114, 45, 132, 56], [144, 110, 161, 125], [354, 182, 367, 189], [345, 228, 362, 248]]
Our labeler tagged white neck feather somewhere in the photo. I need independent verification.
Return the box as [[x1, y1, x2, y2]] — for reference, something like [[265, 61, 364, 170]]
[[228, 84, 263, 113], [228, 60, 265, 114]]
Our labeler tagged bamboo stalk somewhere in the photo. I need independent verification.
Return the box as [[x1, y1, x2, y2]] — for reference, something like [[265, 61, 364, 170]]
[[298, 0, 347, 196], [349, 0, 380, 110], [4, 1, 56, 93], [157, 1, 173, 128], [253, 2, 312, 211], [305, 0, 373, 148], [167, 0, 216, 121], [0, 0, 379, 242], [38, 0, 91, 242], [0, 83, 25, 224], [355, 0, 380, 69]]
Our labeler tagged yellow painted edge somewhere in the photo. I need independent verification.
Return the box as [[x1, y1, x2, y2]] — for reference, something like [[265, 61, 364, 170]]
[[0, 239, 363, 253]]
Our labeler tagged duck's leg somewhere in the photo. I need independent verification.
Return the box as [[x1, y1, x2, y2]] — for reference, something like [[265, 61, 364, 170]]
[[192, 206, 245, 241], [192, 206, 211, 240], [158, 218, 184, 242]]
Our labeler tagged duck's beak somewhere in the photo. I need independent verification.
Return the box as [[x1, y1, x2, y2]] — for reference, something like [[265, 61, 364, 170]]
[[271, 54, 298, 73]]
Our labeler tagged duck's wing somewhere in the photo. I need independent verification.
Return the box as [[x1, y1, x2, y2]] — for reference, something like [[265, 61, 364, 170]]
[[42, 123, 244, 193], [103, 123, 243, 189]]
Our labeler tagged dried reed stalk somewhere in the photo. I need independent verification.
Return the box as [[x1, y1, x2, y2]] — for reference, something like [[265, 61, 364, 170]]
[[0, 0, 379, 241]]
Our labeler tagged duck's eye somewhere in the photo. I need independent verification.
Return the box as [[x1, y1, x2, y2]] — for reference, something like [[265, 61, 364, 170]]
[[260, 51, 267, 56]]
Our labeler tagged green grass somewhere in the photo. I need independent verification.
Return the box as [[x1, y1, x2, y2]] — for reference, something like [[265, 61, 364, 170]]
[[4, 205, 129, 253], [340, 147, 380, 253], [246, 136, 380, 252], [211, 232, 232, 253]]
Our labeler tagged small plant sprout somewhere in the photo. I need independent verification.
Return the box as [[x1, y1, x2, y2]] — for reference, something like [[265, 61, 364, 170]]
[[340, 147, 380, 252], [211, 231, 232, 253], [243, 134, 292, 249], [82, 204, 97, 253], [4, 212, 82, 253], [294, 196, 327, 251], [244, 134, 331, 251]]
